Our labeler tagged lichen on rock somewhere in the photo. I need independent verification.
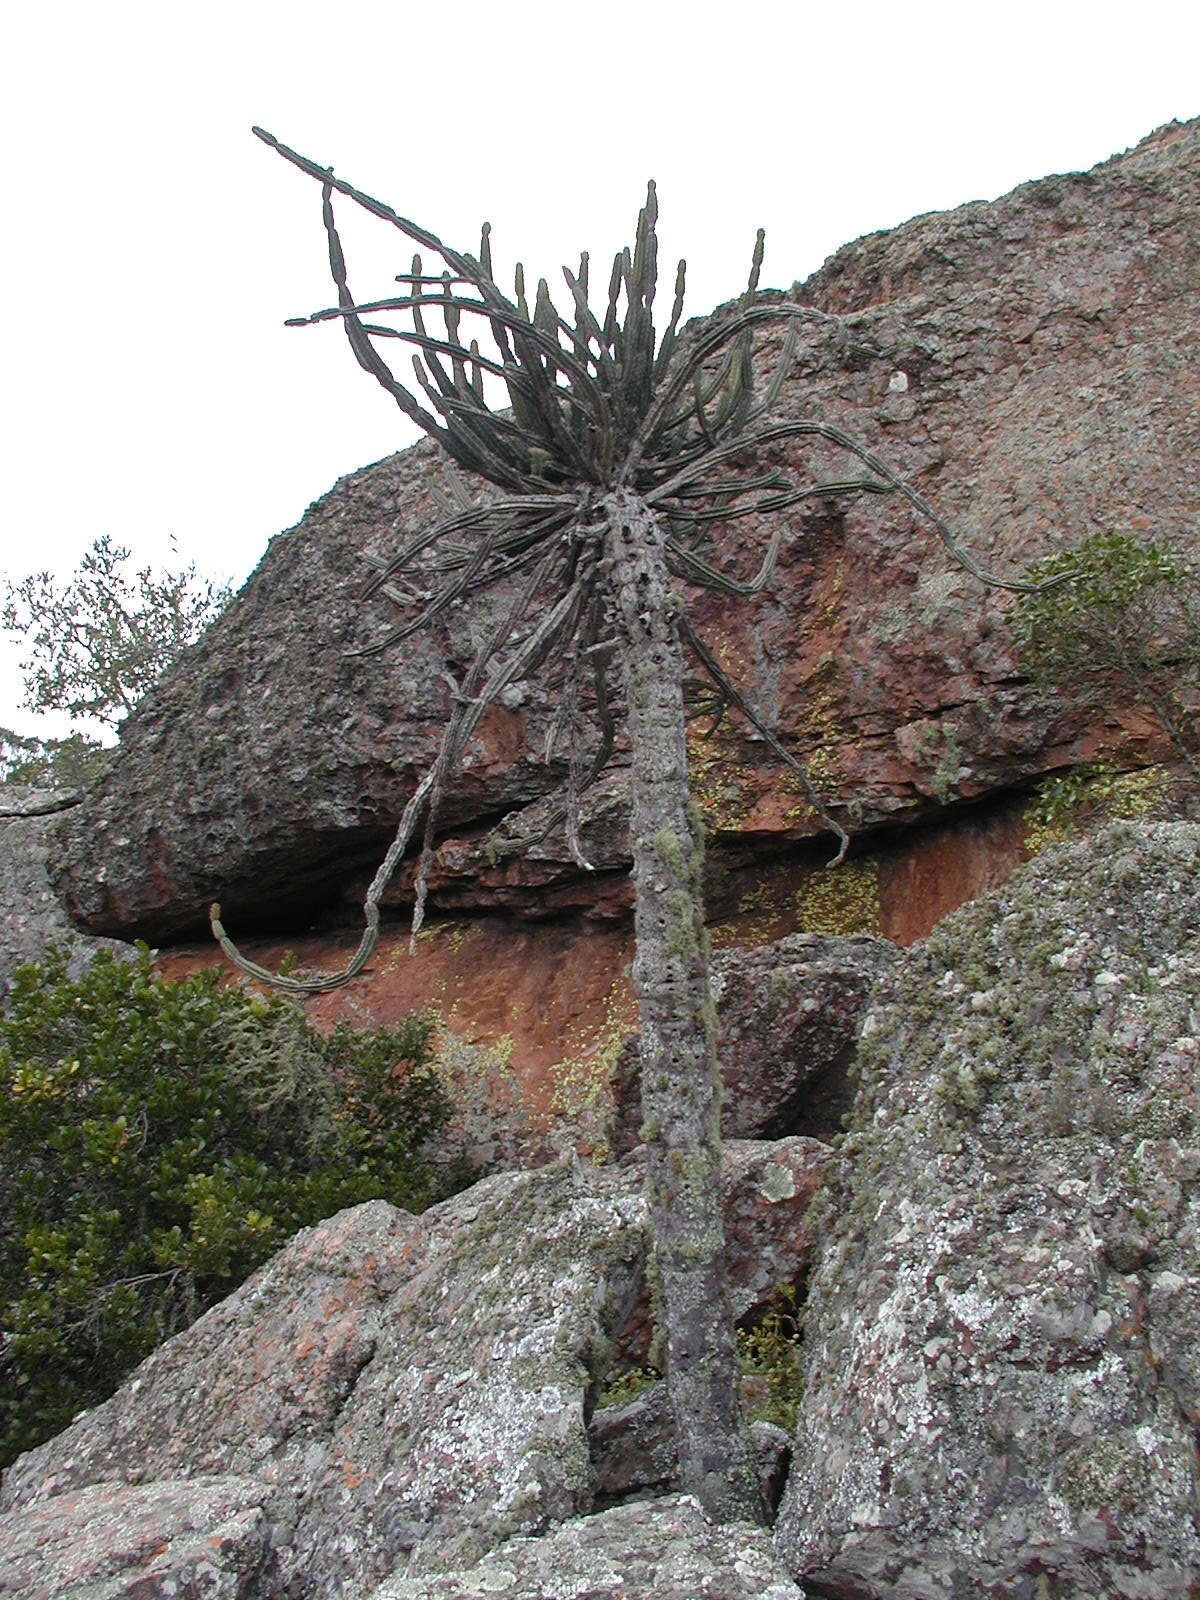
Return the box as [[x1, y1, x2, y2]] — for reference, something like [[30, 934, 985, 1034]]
[[776, 821, 1200, 1598], [369, 1494, 806, 1600]]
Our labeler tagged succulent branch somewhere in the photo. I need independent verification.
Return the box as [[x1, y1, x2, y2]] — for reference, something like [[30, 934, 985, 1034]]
[[217, 136, 1067, 990]]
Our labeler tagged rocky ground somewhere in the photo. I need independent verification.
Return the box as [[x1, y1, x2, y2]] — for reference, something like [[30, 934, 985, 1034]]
[[4, 821, 1200, 1597], [3, 117, 1200, 1599]]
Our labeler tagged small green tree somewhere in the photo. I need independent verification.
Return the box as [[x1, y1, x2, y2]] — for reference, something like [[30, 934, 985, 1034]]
[[0, 727, 112, 790], [2, 534, 230, 730], [0, 944, 450, 1467], [1009, 531, 1200, 782]]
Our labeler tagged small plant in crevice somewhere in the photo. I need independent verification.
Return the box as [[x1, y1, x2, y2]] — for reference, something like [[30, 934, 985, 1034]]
[[1024, 762, 1177, 855], [0, 944, 452, 1467], [736, 1283, 804, 1432], [596, 1283, 804, 1434], [596, 1364, 661, 1410], [1009, 531, 1200, 782]]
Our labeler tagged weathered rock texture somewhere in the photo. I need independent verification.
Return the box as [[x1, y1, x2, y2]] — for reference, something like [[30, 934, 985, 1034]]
[[369, 1494, 806, 1600], [615, 933, 897, 1151], [775, 822, 1200, 1598], [1, 1143, 821, 1598], [0, 1475, 281, 1599], [589, 1382, 791, 1511], [0, 1200, 423, 1509], [49, 117, 1199, 973], [0, 787, 130, 994]]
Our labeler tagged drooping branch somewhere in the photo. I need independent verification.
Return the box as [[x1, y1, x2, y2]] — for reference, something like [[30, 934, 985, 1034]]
[[224, 138, 1073, 999]]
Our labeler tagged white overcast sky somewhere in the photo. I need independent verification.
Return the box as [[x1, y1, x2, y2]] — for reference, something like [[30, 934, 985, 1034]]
[[2, 0, 1198, 736]]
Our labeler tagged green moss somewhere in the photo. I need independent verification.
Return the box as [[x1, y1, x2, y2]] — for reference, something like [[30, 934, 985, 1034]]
[[546, 977, 638, 1161], [795, 858, 880, 936], [652, 828, 686, 874], [1055, 1435, 1154, 1514], [1024, 763, 1175, 855]]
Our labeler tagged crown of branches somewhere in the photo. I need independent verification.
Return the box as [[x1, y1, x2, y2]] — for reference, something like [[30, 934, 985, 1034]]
[[214, 135, 1059, 993]]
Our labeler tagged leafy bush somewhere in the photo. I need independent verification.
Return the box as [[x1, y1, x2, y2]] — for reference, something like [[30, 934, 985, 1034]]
[[0, 727, 113, 790], [736, 1284, 803, 1432], [1024, 762, 1177, 854], [1008, 532, 1200, 780], [0, 944, 451, 1466], [2, 534, 230, 729]]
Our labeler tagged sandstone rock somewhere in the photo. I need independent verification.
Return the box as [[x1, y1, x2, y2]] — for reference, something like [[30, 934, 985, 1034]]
[[0, 1475, 280, 1599], [0, 787, 131, 995], [282, 1166, 646, 1594], [775, 821, 1200, 1598], [50, 119, 1200, 948], [613, 933, 896, 1151], [719, 1137, 831, 1316], [370, 1494, 806, 1600]]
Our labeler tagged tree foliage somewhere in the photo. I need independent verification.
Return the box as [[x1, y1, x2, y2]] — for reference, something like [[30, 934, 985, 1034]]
[[0, 727, 111, 790], [1009, 531, 1200, 780], [0, 944, 450, 1467], [2, 534, 230, 729]]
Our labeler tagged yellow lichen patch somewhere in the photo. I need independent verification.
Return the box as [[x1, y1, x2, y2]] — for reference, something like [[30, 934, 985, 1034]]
[[686, 722, 761, 835], [545, 975, 638, 1161], [1023, 764, 1174, 856], [781, 745, 841, 825], [708, 914, 784, 952], [794, 858, 880, 936], [815, 557, 846, 629], [414, 919, 480, 956]]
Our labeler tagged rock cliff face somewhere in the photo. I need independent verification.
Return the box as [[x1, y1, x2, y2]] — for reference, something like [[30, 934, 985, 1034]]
[[49, 117, 1199, 965], [37, 117, 1198, 1116]]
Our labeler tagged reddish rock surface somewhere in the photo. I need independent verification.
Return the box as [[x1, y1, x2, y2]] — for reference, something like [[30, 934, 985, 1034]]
[[155, 797, 1019, 1161], [48, 118, 1199, 958], [0, 1475, 279, 1599]]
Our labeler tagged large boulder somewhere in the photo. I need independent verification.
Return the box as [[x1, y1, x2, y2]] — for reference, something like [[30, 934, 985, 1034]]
[[775, 821, 1200, 1598], [2, 1141, 824, 1597], [48, 119, 1200, 947], [613, 933, 897, 1152], [0, 1200, 424, 1508]]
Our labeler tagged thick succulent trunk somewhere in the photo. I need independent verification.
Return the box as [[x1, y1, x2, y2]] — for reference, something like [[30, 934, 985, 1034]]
[[601, 487, 765, 1525]]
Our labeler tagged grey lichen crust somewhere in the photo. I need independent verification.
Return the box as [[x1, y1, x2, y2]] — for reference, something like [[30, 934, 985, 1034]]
[[776, 822, 1200, 1599], [370, 1494, 805, 1599], [286, 1166, 646, 1593]]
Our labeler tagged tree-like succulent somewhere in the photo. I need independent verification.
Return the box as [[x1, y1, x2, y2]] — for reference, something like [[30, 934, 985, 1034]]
[[214, 131, 1028, 994], [214, 135, 1054, 1523]]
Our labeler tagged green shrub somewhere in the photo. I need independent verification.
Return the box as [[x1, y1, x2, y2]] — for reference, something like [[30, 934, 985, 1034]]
[[0, 944, 451, 1466], [736, 1284, 803, 1432], [1008, 532, 1200, 781]]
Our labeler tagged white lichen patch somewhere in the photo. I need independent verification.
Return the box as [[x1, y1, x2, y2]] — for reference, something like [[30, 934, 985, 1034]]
[[777, 824, 1200, 1599], [285, 1166, 648, 1591]]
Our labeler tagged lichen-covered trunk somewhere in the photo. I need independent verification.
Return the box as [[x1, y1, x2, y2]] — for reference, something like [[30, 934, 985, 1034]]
[[602, 487, 765, 1525]]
